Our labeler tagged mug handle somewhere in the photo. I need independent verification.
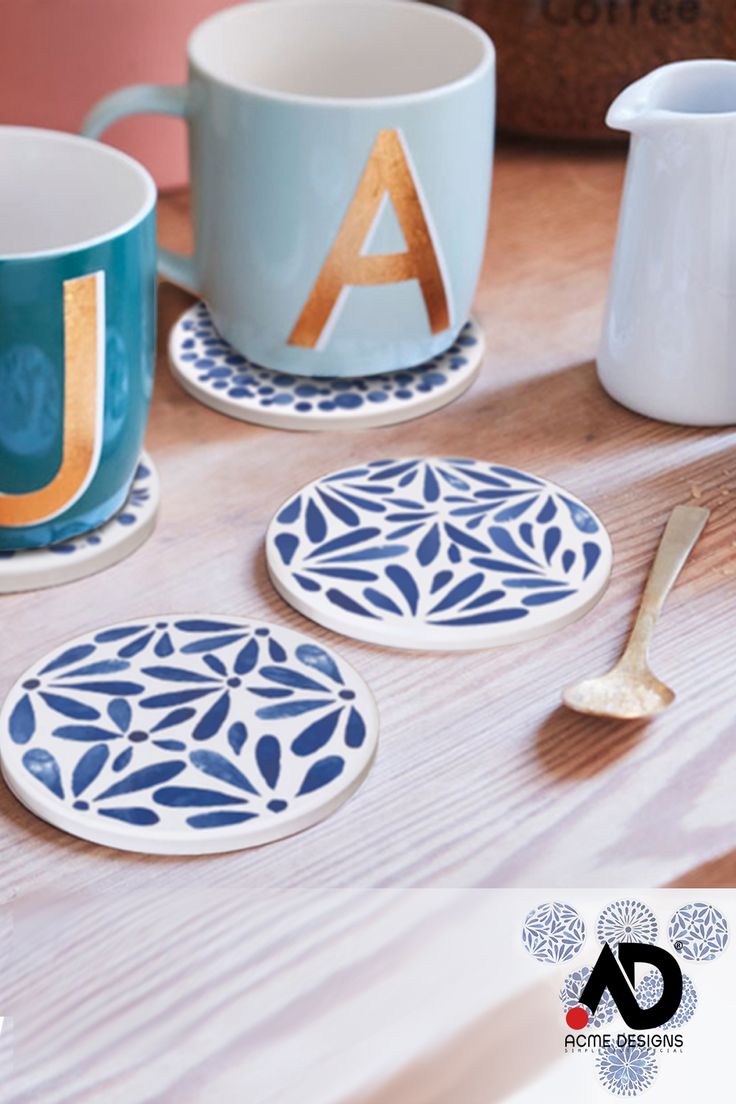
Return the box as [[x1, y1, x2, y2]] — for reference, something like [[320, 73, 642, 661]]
[[81, 84, 198, 292]]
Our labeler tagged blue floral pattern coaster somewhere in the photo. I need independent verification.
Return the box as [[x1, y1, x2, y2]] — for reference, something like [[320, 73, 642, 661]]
[[266, 458, 612, 650], [169, 303, 484, 431], [0, 617, 378, 854], [0, 454, 158, 594]]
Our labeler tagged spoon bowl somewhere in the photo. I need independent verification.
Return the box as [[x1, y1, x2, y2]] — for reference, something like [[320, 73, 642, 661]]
[[563, 665, 675, 720], [562, 505, 708, 721]]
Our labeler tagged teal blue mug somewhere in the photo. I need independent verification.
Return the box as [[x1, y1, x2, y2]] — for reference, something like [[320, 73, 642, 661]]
[[0, 127, 156, 551], [82, 0, 494, 378]]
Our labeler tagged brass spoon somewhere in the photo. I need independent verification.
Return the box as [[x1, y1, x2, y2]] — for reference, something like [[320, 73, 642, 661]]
[[563, 504, 709, 720]]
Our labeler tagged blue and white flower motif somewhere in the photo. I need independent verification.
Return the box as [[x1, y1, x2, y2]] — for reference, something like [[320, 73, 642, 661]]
[[635, 970, 697, 1030], [1, 618, 376, 845], [669, 903, 729, 961], [560, 965, 617, 1027], [597, 900, 658, 952], [94, 619, 178, 661], [267, 458, 610, 648], [596, 1046, 657, 1096], [171, 302, 480, 421], [522, 902, 586, 964], [6, 642, 146, 750]]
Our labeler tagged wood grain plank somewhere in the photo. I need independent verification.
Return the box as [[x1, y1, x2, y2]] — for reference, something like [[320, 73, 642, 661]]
[[1, 890, 560, 1104]]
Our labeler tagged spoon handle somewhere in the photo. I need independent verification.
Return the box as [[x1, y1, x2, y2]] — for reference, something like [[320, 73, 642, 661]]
[[622, 504, 709, 666]]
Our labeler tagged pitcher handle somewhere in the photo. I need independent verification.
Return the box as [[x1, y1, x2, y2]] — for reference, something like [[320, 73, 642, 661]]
[[82, 84, 198, 292]]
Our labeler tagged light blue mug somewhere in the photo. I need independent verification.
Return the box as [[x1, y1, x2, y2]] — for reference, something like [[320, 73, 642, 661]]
[[83, 0, 494, 378], [0, 127, 156, 551]]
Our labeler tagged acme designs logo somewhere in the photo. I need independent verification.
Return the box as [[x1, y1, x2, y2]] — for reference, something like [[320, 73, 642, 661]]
[[521, 898, 730, 1097], [568, 941, 682, 1031]]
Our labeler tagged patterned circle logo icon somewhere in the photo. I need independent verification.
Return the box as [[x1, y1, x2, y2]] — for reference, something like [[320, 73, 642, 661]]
[[636, 970, 697, 1030], [560, 965, 617, 1028], [597, 900, 658, 951], [522, 901, 585, 964], [669, 903, 729, 961], [596, 1046, 657, 1097]]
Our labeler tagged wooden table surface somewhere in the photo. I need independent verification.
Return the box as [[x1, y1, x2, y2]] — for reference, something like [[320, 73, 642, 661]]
[[1, 140, 735, 901], [4, 888, 551, 1104]]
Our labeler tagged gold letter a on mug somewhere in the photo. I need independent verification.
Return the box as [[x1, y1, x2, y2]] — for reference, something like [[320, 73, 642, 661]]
[[288, 129, 451, 350], [0, 271, 105, 528]]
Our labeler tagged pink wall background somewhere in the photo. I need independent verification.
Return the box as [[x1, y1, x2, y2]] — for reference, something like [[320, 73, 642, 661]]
[[0, 0, 238, 189]]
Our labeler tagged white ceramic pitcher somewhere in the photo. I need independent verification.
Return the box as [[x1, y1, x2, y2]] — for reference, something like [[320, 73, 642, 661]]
[[598, 60, 736, 426]]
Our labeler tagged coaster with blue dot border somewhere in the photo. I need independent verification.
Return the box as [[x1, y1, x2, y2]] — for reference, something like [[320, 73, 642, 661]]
[[168, 302, 484, 431], [0, 616, 378, 854], [266, 458, 612, 650], [0, 454, 159, 595]]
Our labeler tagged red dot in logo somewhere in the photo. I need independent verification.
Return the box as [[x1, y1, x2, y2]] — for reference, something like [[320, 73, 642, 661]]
[[566, 1006, 589, 1030]]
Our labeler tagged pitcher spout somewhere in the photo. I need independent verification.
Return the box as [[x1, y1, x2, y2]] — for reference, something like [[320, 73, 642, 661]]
[[607, 59, 736, 135], [606, 69, 664, 134]]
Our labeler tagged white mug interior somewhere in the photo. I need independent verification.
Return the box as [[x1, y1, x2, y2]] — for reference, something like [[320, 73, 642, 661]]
[[189, 0, 492, 102], [0, 127, 156, 258]]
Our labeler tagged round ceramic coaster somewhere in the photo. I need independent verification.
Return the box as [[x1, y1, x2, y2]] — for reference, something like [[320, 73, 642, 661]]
[[0, 454, 158, 594], [0, 616, 378, 855], [169, 302, 484, 431], [266, 458, 612, 650]]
